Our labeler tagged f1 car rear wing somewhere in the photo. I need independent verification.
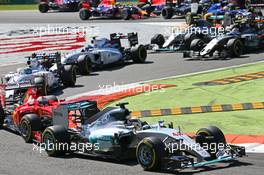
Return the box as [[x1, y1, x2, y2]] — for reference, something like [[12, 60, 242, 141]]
[[2, 83, 43, 107], [53, 100, 98, 128], [62, 100, 98, 111], [27, 52, 61, 67], [110, 32, 139, 47]]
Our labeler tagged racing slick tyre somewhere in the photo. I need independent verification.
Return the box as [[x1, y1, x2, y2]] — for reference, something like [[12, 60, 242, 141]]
[[151, 34, 165, 48], [77, 55, 92, 75], [79, 8, 91, 20], [0, 103, 4, 128], [42, 125, 71, 157], [39, 3, 49, 13], [161, 7, 174, 19], [136, 137, 167, 170], [34, 77, 48, 96], [226, 38, 243, 58], [196, 125, 227, 159], [20, 114, 42, 143], [61, 65, 77, 87], [131, 45, 147, 63], [121, 8, 132, 20], [190, 39, 206, 52], [184, 33, 198, 49]]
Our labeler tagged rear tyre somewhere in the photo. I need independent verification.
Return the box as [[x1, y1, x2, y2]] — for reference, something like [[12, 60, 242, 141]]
[[151, 34, 165, 48], [39, 3, 49, 13], [42, 125, 70, 157], [121, 8, 132, 20], [227, 38, 243, 57], [184, 33, 198, 49], [136, 137, 167, 170], [61, 65, 76, 87], [161, 7, 174, 19], [190, 39, 205, 52], [196, 125, 226, 158], [79, 8, 91, 20], [20, 114, 42, 143], [77, 55, 92, 75], [34, 77, 47, 96], [131, 45, 147, 63]]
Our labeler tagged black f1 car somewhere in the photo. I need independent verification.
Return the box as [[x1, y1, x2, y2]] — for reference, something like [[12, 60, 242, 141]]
[[41, 102, 245, 171]]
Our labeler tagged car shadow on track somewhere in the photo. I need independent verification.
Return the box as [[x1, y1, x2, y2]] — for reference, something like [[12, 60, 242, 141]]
[[53, 152, 138, 166], [185, 55, 249, 61], [93, 61, 154, 72], [153, 160, 252, 175], [51, 152, 252, 175]]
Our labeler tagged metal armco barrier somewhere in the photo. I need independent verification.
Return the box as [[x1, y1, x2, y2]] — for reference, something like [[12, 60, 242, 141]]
[[131, 102, 264, 118]]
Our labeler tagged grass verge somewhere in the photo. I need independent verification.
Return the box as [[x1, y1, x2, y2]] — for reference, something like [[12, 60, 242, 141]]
[[108, 61, 264, 135], [0, 4, 37, 11]]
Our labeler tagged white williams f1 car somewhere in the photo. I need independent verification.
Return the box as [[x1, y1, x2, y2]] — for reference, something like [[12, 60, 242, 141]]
[[3, 53, 77, 95], [35, 33, 147, 75]]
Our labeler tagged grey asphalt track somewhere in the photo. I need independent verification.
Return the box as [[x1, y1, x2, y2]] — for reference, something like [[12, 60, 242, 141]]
[[0, 11, 264, 175], [0, 10, 184, 23], [1, 46, 264, 175], [0, 129, 263, 175]]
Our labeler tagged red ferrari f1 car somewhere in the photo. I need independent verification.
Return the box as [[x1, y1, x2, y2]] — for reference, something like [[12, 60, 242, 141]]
[[0, 83, 99, 143]]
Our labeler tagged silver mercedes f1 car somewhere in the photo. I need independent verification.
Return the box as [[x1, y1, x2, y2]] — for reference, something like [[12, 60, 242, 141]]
[[41, 102, 245, 171]]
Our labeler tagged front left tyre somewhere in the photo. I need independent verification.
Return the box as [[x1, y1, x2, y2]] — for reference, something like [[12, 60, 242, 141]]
[[61, 65, 77, 87], [136, 137, 167, 170], [190, 39, 206, 52], [34, 77, 48, 96], [131, 45, 147, 63], [39, 3, 49, 13], [196, 125, 226, 158], [20, 114, 42, 143], [42, 125, 70, 156], [77, 55, 92, 75], [79, 8, 91, 20], [227, 38, 243, 57], [161, 7, 174, 19], [151, 34, 165, 48]]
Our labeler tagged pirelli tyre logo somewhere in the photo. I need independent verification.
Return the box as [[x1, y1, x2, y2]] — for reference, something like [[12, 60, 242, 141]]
[[194, 71, 264, 86], [131, 102, 264, 118]]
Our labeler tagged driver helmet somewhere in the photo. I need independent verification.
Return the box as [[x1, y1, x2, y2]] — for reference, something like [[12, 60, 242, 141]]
[[23, 68, 33, 75], [37, 96, 49, 106]]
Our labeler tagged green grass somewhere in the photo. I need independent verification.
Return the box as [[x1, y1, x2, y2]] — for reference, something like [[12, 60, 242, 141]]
[[108, 62, 264, 135], [0, 4, 37, 11]]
